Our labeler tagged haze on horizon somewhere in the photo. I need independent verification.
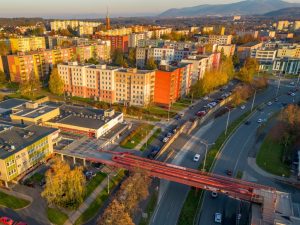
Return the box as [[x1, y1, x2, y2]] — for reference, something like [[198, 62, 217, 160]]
[[1, 0, 299, 18]]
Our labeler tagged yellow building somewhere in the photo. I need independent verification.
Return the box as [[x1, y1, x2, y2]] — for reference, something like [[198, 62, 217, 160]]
[[277, 45, 300, 58], [202, 27, 214, 34], [277, 21, 290, 30], [294, 21, 300, 30], [9, 37, 46, 53], [10, 102, 60, 125], [115, 68, 155, 106], [96, 27, 132, 36], [0, 124, 59, 187]]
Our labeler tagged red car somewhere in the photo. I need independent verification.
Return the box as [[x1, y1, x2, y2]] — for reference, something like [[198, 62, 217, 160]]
[[196, 111, 206, 117], [0, 217, 14, 225]]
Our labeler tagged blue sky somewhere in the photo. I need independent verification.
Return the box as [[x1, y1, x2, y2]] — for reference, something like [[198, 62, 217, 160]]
[[0, 0, 299, 18]]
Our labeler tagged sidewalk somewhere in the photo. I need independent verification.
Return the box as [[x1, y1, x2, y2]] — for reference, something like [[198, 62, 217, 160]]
[[64, 176, 109, 225], [135, 127, 158, 150]]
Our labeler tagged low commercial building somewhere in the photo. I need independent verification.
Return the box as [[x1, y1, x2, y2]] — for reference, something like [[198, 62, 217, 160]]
[[272, 58, 300, 75], [0, 124, 59, 187], [0, 99, 27, 117], [45, 105, 123, 139]]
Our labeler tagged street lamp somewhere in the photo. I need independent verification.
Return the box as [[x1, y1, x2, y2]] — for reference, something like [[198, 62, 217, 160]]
[[107, 174, 110, 194], [200, 140, 215, 172], [225, 108, 231, 136], [251, 89, 257, 112]]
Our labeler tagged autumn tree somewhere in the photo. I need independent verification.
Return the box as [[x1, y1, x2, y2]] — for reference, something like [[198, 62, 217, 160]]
[[280, 104, 300, 132], [49, 68, 64, 95], [61, 40, 72, 48], [145, 57, 157, 70], [0, 71, 7, 88], [98, 200, 134, 225], [127, 48, 136, 67], [0, 42, 9, 55], [19, 73, 41, 98], [221, 57, 235, 79], [112, 49, 127, 67], [42, 158, 86, 209]]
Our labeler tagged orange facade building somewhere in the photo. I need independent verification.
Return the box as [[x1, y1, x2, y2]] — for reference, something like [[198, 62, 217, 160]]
[[99, 35, 129, 52]]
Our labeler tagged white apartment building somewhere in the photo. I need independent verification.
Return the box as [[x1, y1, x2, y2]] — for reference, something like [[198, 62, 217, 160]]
[[50, 20, 102, 31], [250, 49, 277, 64], [136, 47, 175, 67], [129, 33, 146, 48]]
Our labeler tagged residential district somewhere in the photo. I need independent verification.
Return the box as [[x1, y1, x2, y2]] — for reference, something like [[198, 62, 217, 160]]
[[0, 2, 300, 225]]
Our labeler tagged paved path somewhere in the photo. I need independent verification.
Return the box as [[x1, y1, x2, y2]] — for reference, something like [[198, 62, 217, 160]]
[[64, 176, 109, 225]]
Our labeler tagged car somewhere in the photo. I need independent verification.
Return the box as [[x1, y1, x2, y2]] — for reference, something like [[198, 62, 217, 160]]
[[0, 217, 14, 225], [267, 101, 272, 106], [163, 137, 169, 143], [274, 98, 279, 102], [288, 91, 293, 95], [172, 128, 177, 134], [291, 93, 296, 97], [197, 111, 206, 117], [210, 102, 217, 107], [237, 213, 242, 220], [179, 112, 185, 117], [290, 82, 295, 86], [226, 169, 232, 176], [257, 119, 263, 123], [203, 96, 209, 100], [214, 213, 222, 223], [167, 132, 172, 138], [245, 121, 251, 125], [211, 191, 218, 198], [240, 105, 246, 110], [85, 171, 96, 177], [193, 154, 200, 162]]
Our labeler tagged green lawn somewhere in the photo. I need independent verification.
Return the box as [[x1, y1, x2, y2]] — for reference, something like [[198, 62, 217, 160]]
[[145, 106, 177, 119], [0, 191, 30, 209], [257, 138, 291, 177], [121, 124, 154, 149], [27, 173, 44, 183], [139, 191, 158, 225], [85, 172, 107, 198], [171, 102, 189, 111], [74, 171, 124, 225], [47, 207, 68, 225], [140, 128, 162, 151]]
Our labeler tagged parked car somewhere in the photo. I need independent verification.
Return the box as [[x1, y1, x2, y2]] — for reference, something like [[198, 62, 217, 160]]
[[274, 98, 278, 102], [203, 96, 209, 100], [290, 82, 295, 86], [257, 119, 263, 123], [211, 191, 218, 198], [196, 111, 206, 117], [163, 137, 169, 143], [214, 213, 222, 223], [226, 169, 232, 176], [245, 121, 251, 125], [291, 93, 296, 97], [240, 105, 246, 110], [0, 217, 14, 225], [167, 132, 172, 138], [267, 101, 272, 106], [193, 154, 200, 162]]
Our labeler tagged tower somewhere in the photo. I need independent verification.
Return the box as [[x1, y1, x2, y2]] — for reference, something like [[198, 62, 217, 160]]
[[106, 7, 111, 30]]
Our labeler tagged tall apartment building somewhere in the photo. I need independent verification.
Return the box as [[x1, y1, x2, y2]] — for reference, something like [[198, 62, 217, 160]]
[[136, 47, 175, 67], [129, 33, 146, 48], [9, 37, 46, 53], [153, 63, 192, 106], [215, 44, 236, 57], [208, 35, 232, 45], [150, 27, 172, 38], [50, 20, 102, 31], [5, 43, 110, 83], [137, 39, 164, 48], [96, 28, 132, 36], [115, 68, 155, 106], [58, 63, 155, 106], [277, 21, 290, 31], [98, 35, 129, 52], [0, 124, 58, 187]]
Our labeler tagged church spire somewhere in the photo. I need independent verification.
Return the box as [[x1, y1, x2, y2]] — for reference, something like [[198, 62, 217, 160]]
[[106, 6, 111, 30]]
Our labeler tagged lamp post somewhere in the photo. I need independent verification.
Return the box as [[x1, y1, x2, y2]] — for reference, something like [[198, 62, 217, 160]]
[[225, 109, 231, 136], [200, 140, 215, 172]]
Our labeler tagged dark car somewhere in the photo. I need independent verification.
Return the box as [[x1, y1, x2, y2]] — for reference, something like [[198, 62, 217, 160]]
[[245, 121, 251, 125], [147, 146, 160, 159], [226, 169, 232, 176]]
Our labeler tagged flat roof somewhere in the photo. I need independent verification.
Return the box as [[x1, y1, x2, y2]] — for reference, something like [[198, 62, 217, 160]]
[[239, 41, 262, 47], [0, 125, 58, 159], [49, 105, 122, 130], [14, 105, 57, 118], [0, 99, 27, 110]]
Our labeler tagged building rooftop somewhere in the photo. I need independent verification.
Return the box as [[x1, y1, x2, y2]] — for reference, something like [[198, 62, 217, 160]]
[[0, 125, 58, 159], [14, 105, 57, 118], [239, 41, 262, 47], [0, 99, 27, 110], [49, 105, 122, 130]]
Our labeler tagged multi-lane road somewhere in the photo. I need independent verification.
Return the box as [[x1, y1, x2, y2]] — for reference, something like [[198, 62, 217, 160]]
[[150, 79, 299, 225]]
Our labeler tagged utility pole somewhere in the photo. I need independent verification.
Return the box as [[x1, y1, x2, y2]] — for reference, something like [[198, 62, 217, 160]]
[[251, 89, 257, 112], [201, 140, 215, 172], [276, 74, 282, 97], [107, 174, 110, 194]]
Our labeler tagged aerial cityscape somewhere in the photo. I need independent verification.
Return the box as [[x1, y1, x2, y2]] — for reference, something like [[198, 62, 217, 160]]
[[1, 0, 300, 225]]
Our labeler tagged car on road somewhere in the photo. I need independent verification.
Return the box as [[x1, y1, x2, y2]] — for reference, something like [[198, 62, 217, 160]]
[[245, 121, 251, 125], [203, 96, 209, 100], [163, 137, 169, 143], [267, 101, 272, 106], [0, 217, 14, 225], [196, 111, 206, 117], [193, 154, 200, 162], [290, 82, 295, 86], [240, 105, 246, 110], [226, 169, 232, 176], [214, 213, 222, 223], [237, 213, 242, 220], [211, 191, 218, 198], [257, 119, 263, 123], [274, 98, 278, 102], [291, 93, 296, 97], [172, 128, 177, 134], [167, 132, 172, 138]]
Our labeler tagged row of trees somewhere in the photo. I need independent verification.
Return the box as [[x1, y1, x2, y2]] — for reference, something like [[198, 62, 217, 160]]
[[42, 159, 86, 209], [98, 172, 151, 225]]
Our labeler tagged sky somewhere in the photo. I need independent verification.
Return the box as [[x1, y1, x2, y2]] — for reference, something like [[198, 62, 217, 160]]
[[0, 0, 299, 18]]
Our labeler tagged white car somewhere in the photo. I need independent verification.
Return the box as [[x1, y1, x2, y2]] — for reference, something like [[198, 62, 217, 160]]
[[214, 213, 222, 223], [163, 137, 169, 143], [203, 96, 209, 100], [193, 154, 200, 162], [240, 105, 246, 110], [257, 119, 263, 123], [291, 93, 296, 97], [267, 102, 272, 106], [211, 192, 218, 198]]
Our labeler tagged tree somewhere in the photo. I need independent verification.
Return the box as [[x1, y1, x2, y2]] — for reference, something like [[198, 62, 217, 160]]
[[221, 57, 235, 79], [98, 200, 134, 225], [0, 42, 9, 55], [49, 68, 64, 95], [232, 53, 240, 67], [42, 159, 86, 209], [112, 49, 127, 67], [0, 71, 7, 88], [127, 48, 136, 67], [145, 57, 157, 70], [61, 40, 72, 48]]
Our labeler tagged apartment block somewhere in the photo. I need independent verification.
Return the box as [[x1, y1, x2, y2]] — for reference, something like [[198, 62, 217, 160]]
[[277, 21, 290, 31], [294, 21, 300, 30], [154, 63, 192, 106], [96, 27, 132, 36], [9, 37, 46, 53], [150, 27, 172, 38], [215, 44, 236, 57], [136, 47, 175, 67], [98, 35, 129, 52], [115, 68, 155, 106], [50, 20, 102, 31], [237, 41, 263, 61], [129, 33, 146, 48], [277, 46, 300, 58], [208, 35, 232, 45], [0, 124, 58, 187], [250, 49, 277, 64]]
